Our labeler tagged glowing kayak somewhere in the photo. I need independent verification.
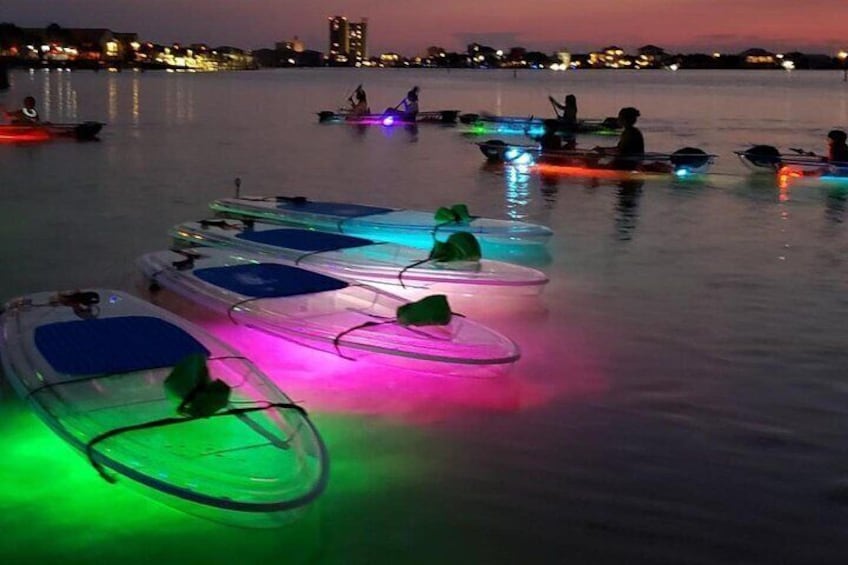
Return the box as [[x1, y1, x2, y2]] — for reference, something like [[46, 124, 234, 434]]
[[0, 289, 328, 527], [317, 109, 459, 125], [479, 140, 715, 179], [0, 121, 103, 143], [735, 144, 848, 176], [138, 248, 521, 368], [171, 219, 548, 299], [209, 197, 553, 251], [734, 145, 848, 187], [459, 113, 621, 137]]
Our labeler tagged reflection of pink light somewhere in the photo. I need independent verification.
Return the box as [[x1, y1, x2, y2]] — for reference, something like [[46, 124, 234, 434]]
[[382, 116, 394, 126], [144, 287, 610, 425]]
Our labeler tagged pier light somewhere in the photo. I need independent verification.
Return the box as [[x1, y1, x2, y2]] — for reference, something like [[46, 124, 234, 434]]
[[838, 50, 848, 61]]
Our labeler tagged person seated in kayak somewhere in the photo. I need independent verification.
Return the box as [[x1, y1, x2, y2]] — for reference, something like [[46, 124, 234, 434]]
[[538, 119, 563, 152], [593, 107, 645, 170], [5, 96, 40, 124], [549, 94, 578, 128], [401, 86, 419, 121], [535, 120, 583, 166], [348, 86, 370, 116], [827, 129, 848, 164]]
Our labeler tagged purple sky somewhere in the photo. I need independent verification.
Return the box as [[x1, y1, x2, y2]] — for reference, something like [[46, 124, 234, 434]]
[[3, 0, 847, 55]]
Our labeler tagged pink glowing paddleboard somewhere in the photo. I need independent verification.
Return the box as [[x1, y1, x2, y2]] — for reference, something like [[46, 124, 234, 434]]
[[138, 248, 520, 368]]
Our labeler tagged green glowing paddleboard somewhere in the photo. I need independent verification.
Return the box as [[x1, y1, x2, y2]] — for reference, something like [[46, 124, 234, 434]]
[[0, 289, 328, 528]]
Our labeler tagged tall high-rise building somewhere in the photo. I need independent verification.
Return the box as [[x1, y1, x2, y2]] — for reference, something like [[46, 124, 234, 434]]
[[328, 15, 368, 63], [328, 16, 348, 58], [348, 19, 368, 62]]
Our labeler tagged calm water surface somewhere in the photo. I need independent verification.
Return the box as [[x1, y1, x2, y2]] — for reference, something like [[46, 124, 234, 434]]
[[1, 68, 848, 564]]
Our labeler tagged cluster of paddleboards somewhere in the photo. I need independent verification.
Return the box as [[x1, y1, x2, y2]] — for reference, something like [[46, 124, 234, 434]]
[[0, 195, 553, 527]]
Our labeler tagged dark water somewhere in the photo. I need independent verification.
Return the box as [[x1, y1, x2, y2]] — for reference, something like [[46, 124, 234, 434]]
[[1, 68, 848, 564]]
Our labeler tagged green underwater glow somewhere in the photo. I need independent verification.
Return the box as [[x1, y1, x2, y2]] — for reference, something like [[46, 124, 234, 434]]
[[0, 393, 437, 563]]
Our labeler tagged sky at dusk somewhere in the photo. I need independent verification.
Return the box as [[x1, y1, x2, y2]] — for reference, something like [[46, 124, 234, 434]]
[[2, 0, 847, 56]]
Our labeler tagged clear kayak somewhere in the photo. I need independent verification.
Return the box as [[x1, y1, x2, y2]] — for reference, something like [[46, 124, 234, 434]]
[[0, 289, 328, 528], [479, 140, 715, 179], [460, 113, 621, 137], [209, 196, 553, 252], [317, 109, 459, 125], [138, 248, 521, 369], [171, 219, 548, 299], [734, 144, 848, 182]]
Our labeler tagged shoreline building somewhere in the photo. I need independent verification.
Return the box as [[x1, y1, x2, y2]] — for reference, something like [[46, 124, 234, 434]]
[[327, 16, 368, 65]]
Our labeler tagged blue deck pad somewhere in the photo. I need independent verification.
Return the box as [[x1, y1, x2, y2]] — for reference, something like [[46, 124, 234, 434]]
[[34, 316, 210, 376], [235, 228, 374, 252], [194, 263, 349, 298], [276, 200, 394, 218]]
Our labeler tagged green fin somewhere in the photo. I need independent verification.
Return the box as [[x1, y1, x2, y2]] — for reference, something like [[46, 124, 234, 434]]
[[165, 354, 231, 418], [430, 232, 482, 262], [434, 204, 472, 224], [397, 294, 452, 327]]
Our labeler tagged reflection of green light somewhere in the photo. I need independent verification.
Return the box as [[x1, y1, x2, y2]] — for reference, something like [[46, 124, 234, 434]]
[[0, 396, 435, 562], [465, 122, 618, 137]]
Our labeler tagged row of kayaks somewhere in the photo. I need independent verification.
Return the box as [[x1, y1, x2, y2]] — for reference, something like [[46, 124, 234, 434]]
[[0, 121, 103, 142], [318, 109, 622, 135], [478, 140, 848, 183], [0, 195, 552, 528]]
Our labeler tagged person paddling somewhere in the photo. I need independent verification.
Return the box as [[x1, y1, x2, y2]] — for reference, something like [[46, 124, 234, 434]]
[[549, 94, 578, 128], [401, 86, 419, 121], [348, 85, 370, 116]]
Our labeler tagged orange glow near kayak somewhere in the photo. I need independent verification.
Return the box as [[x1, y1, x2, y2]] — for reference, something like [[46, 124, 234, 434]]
[[533, 162, 677, 181], [0, 126, 51, 143]]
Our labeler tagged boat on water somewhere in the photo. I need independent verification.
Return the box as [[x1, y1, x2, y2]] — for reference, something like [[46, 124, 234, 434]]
[[479, 140, 715, 179], [459, 113, 621, 137], [138, 248, 521, 370], [209, 196, 553, 252], [0, 121, 103, 143], [317, 109, 460, 125], [171, 219, 549, 299], [735, 144, 848, 182], [0, 289, 328, 527]]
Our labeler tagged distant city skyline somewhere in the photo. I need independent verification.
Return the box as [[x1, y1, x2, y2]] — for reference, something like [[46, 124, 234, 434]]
[[2, 0, 847, 56]]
